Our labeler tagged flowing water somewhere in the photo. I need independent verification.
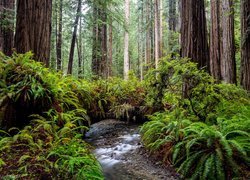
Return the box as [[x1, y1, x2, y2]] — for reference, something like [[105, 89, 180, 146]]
[[85, 119, 179, 180]]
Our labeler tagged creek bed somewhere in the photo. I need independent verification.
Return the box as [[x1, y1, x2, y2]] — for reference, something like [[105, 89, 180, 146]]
[[85, 119, 179, 180]]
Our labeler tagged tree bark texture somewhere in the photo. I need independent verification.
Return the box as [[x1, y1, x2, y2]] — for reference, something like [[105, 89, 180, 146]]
[[92, 1, 108, 78], [124, 0, 130, 80], [210, 0, 221, 80], [0, 0, 14, 56], [180, 0, 209, 69], [154, 0, 160, 68], [240, 0, 250, 91], [15, 0, 52, 67], [56, 0, 63, 71], [220, 0, 236, 84], [108, 18, 113, 77]]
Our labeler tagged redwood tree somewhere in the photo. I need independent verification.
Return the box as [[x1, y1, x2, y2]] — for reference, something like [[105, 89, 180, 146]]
[[180, 0, 209, 69], [92, 1, 108, 78], [240, 0, 250, 91], [220, 0, 236, 84], [15, 0, 52, 67], [210, 0, 221, 80]]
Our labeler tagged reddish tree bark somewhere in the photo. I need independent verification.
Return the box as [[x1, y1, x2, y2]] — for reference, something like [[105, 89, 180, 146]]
[[240, 0, 250, 91], [15, 0, 52, 67]]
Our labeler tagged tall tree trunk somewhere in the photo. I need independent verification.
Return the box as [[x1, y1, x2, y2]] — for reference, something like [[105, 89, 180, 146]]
[[181, 0, 209, 98], [15, 0, 52, 67], [124, 0, 130, 80], [220, 0, 236, 84], [108, 18, 113, 77], [77, 17, 83, 78], [92, 5, 99, 77], [0, 0, 14, 56], [100, 9, 108, 78], [240, 0, 250, 91], [210, 0, 221, 80], [154, 0, 160, 68], [92, 1, 108, 78], [67, 0, 81, 74], [180, 0, 209, 69], [159, 0, 163, 57], [146, 0, 151, 65], [56, 0, 63, 71]]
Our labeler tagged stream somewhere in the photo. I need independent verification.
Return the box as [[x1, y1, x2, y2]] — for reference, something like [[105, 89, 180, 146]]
[[85, 119, 179, 180]]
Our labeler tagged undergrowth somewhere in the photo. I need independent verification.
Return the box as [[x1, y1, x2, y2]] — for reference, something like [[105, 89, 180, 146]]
[[1, 52, 249, 179], [0, 52, 103, 179], [141, 56, 250, 179]]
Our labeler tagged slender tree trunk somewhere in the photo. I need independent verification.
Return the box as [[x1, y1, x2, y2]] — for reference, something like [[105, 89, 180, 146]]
[[67, 0, 81, 74], [124, 0, 130, 80], [146, 0, 151, 65], [0, 0, 14, 56], [220, 0, 236, 84], [159, 0, 163, 57], [100, 9, 108, 78], [56, 0, 63, 71], [240, 0, 250, 91], [15, 0, 52, 67], [180, 0, 209, 69], [108, 18, 113, 77], [154, 0, 160, 68], [92, 5, 99, 76], [210, 0, 221, 80], [77, 17, 83, 78], [139, 0, 144, 80]]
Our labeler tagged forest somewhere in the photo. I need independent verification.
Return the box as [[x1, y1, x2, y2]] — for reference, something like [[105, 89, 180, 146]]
[[0, 0, 249, 179]]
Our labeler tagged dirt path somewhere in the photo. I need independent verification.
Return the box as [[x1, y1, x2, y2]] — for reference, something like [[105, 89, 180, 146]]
[[85, 119, 179, 180]]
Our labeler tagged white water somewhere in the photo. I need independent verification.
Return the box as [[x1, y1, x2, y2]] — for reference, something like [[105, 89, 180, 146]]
[[94, 133, 141, 168]]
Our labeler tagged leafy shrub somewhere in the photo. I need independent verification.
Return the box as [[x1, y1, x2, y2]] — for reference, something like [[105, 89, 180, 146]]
[[141, 56, 250, 179], [88, 75, 146, 122], [144, 56, 249, 123], [0, 111, 103, 179], [0, 52, 92, 129], [0, 53, 103, 179]]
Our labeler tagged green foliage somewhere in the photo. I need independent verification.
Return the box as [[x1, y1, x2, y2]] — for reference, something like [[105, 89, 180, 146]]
[[88, 75, 146, 122], [0, 52, 92, 129], [141, 56, 250, 179], [0, 53, 103, 179], [0, 110, 103, 179]]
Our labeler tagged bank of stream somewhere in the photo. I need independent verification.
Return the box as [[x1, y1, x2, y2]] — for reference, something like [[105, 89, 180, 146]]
[[85, 119, 179, 180]]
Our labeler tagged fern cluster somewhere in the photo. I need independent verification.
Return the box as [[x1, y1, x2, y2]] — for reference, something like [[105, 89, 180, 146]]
[[87, 74, 146, 122], [0, 53, 103, 179], [141, 56, 250, 179], [0, 112, 103, 179]]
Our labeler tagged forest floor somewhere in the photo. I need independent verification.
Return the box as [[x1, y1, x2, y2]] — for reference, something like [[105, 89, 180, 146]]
[[85, 119, 179, 180]]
